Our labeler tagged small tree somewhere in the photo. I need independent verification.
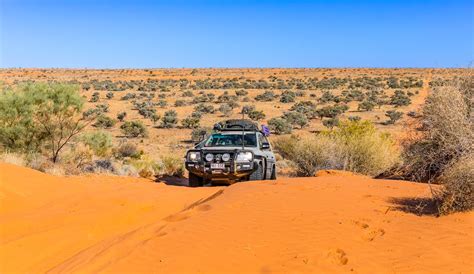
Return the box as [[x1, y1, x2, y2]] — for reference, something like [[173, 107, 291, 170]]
[[181, 116, 201, 129], [384, 110, 403, 125], [117, 112, 127, 121], [121, 121, 148, 138], [283, 111, 308, 129], [248, 110, 266, 121], [161, 110, 179, 128], [268, 118, 293, 134], [0, 83, 96, 162]]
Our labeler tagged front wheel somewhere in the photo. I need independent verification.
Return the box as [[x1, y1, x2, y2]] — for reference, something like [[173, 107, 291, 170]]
[[249, 163, 264, 181], [188, 173, 203, 187]]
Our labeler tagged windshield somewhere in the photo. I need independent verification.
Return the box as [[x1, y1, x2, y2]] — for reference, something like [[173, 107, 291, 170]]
[[204, 133, 257, 147]]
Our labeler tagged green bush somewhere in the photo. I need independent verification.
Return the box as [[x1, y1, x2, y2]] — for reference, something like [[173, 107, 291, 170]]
[[282, 111, 308, 129], [93, 115, 116, 129], [358, 100, 376, 111], [255, 90, 276, 102], [181, 115, 201, 129], [0, 82, 93, 162], [248, 110, 266, 121], [80, 131, 113, 157], [273, 120, 399, 176], [280, 90, 296, 103], [117, 112, 127, 122], [390, 90, 411, 107], [268, 118, 293, 134], [115, 142, 142, 159], [121, 121, 148, 138], [160, 110, 179, 128], [384, 110, 403, 125]]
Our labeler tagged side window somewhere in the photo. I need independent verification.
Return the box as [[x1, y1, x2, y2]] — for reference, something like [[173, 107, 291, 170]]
[[261, 135, 269, 145], [257, 133, 263, 148]]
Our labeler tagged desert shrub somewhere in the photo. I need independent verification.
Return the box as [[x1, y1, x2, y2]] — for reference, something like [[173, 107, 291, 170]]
[[235, 89, 248, 96], [191, 127, 212, 143], [121, 93, 136, 100], [319, 91, 340, 103], [0, 82, 94, 162], [117, 111, 127, 121], [219, 103, 233, 117], [181, 115, 201, 129], [268, 118, 293, 134], [402, 74, 473, 183], [255, 90, 276, 102], [121, 121, 148, 138], [160, 110, 179, 128], [348, 116, 361, 122], [150, 113, 161, 125], [248, 110, 266, 121], [322, 118, 340, 129], [358, 100, 376, 111], [282, 111, 308, 129], [438, 155, 474, 214], [79, 131, 113, 156], [194, 103, 215, 114], [157, 99, 167, 108], [290, 101, 317, 119], [328, 121, 399, 175], [115, 142, 142, 159], [93, 115, 116, 129], [273, 134, 341, 176], [273, 121, 399, 176], [160, 155, 185, 177], [90, 92, 100, 102], [182, 90, 194, 97], [175, 100, 186, 107], [280, 90, 296, 103], [241, 105, 256, 115], [95, 103, 109, 113], [384, 110, 403, 125], [390, 90, 411, 107], [316, 104, 349, 119], [106, 92, 114, 99]]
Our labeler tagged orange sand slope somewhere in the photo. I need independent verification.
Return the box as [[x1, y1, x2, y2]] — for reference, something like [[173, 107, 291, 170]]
[[1, 163, 472, 274]]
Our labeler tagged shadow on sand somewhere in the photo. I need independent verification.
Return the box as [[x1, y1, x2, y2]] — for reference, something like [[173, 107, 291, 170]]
[[389, 197, 440, 217]]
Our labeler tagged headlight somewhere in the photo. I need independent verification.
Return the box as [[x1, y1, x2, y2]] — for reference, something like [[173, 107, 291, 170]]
[[188, 151, 201, 161], [236, 151, 253, 162], [205, 153, 214, 162], [221, 153, 231, 161]]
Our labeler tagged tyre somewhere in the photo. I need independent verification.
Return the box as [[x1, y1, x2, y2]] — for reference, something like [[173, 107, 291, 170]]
[[188, 173, 203, 187], [249, 162, 264, 181], [270, 165, 277, 180]]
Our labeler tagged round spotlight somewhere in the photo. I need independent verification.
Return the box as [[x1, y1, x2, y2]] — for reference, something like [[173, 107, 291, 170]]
[[221, 153, 231, 161], [205, 153, 214, 162]]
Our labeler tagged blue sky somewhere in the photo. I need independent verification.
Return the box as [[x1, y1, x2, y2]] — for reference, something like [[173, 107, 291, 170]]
[[1, 0, 472, 68]]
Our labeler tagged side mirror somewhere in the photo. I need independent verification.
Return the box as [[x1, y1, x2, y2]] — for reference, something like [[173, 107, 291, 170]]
[[262, 143, 270, 149]]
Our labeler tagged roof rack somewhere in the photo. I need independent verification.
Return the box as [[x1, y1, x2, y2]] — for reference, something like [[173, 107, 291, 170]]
[[213, 119, 259, 132]]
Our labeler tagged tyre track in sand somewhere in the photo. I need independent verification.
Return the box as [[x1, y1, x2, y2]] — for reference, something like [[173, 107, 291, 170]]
[[45, 188, 226, 274]]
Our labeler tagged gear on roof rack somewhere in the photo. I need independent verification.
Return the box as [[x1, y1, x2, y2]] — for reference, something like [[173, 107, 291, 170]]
[[213, 119, 259, 131]]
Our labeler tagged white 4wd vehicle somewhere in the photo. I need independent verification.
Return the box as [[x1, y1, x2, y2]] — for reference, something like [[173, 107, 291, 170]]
[[185, 120, 276, 186]]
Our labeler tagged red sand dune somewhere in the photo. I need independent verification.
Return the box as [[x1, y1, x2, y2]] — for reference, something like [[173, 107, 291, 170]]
[[0, 163, 472, 273]]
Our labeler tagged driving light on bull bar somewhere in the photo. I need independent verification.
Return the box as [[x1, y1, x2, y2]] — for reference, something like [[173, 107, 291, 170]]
[[188, 151, 200, 161], [221, 153, 231, 161], [236, 151, 253, 162], [205, 153, 214, 162]]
